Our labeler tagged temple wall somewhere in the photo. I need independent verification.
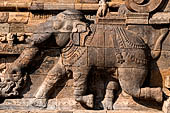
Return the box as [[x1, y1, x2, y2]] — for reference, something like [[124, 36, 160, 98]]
[[0, 0, 169, 113]]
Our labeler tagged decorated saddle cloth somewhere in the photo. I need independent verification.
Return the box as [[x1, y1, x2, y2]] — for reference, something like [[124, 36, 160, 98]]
[[61, 26, 148, 68]]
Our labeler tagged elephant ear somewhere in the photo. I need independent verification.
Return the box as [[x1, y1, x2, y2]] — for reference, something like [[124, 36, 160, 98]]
[[72, 22, 87, 33], [72, 33, 80, 46], [72, 22, 87, 46]]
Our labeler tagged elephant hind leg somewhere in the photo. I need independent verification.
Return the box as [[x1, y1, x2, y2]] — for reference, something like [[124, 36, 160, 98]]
[[118, 68, 163, 102]]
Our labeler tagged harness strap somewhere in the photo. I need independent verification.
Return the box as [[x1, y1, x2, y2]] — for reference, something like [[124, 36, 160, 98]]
[[113, 27, 125, 64]]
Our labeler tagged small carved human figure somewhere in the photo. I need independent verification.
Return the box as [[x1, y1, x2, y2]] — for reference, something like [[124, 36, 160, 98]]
[[97, 0, 108, 17]]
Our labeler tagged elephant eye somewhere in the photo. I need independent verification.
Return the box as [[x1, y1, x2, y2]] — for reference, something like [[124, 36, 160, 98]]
[[66, 25, 73, 31], [53, 20, 63, 30]]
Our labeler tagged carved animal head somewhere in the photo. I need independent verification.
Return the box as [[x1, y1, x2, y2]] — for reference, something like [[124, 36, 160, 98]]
[[53, 10, 90, 47]]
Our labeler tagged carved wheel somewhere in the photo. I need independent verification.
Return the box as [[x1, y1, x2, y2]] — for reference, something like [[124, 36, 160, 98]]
[[125, 0, 165, 13]]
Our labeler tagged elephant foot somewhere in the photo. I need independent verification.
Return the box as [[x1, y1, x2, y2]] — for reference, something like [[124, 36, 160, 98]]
[[31, 98, 48, 109], [102, 98, 113, 110], [75, 94, 94, 108]]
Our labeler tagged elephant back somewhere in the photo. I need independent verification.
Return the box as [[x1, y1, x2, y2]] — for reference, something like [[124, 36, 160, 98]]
[[114, 27, 146, 49], [114, 27, 148, 68], [61, 25, 148, 68]]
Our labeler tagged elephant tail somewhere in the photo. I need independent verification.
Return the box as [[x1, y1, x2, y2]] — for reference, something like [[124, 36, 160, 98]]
[[151, 28, 169, 60]]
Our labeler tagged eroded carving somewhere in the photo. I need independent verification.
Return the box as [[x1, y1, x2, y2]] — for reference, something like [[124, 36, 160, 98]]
[[0, 33, 31, 45], [125, 0, 165, 13], [0, 9, 169, 111], [97, 0, 108, 17]]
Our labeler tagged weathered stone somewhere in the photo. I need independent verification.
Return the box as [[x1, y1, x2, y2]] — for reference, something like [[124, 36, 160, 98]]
[[22, 74, 46, 98], [105, 25, 116, 48], [0, 23, 9, 33], [57, 0, 75, 3], [10, 23, 24, 33], [0, 12, 9, 23], [156, 51, 170, 69], [32, 56, 58, 75], [165, 76, 170, 88], [163, 98, 170, 113], [88, 47, 104, 67], [113, 92, 162, 110], [44, 3, 74, 10], [0, 98, 79, 111], [0, 1, 169, 112], [24, 24, 39, 33], [30, 111, 73, 113], [77, 0, 98, 3], [8, 12, 30, 23], [126, 13, 149, 25], [89, 25, 105, 47], [74, 3, 99, 10], [30, 2, 44, 10], [96, 13, 126, 25], [163, 88, 170, 97], [107, 110, 163, 113], [125, 0, 165, 13], [0, 44, 26, 54], [31, 2, 99, 11], [1, 9, 168, 111], [0, 110, 164, 113], [163, 1, 170, 12], [105, 48, 117, 68], [73, 110, 106, 113], [149, 67, 163, 87], [149, 12, 170, 24], [0, 1, 31, 11]]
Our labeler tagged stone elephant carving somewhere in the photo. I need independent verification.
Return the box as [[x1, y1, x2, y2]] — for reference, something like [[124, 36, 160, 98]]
[[0, 9, 169, 109]]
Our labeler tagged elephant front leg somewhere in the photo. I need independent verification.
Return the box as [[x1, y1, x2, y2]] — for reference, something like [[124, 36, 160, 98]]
[[73, 67, 94, 109], [32, 57, 66, 108]]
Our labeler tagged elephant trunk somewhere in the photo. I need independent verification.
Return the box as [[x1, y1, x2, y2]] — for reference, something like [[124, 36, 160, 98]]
[[0, 73, 27, 97], [151, 28, 169, 60], [5, 47, 39, 75], [0, 47, 38, 97]]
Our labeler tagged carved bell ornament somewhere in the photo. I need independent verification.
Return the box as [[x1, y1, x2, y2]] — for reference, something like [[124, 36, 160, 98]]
[[125, 0, 165, 13]]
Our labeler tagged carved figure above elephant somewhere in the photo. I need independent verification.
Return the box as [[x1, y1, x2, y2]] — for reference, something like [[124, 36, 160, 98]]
[[1, 10, 169, 110], [97, 0, 166, 17]]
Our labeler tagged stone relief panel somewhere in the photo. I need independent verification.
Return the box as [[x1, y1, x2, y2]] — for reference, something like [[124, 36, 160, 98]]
[[0, 0, 169, 113]]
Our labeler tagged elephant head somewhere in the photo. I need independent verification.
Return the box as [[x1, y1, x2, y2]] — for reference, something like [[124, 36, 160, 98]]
[[0, 10, 91, 98], [52, 10, 90, 48]]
